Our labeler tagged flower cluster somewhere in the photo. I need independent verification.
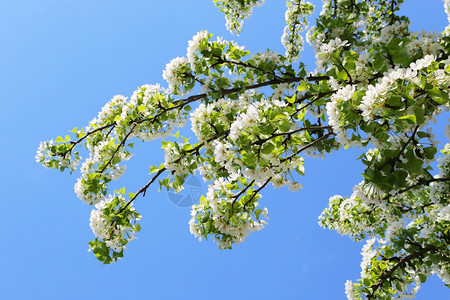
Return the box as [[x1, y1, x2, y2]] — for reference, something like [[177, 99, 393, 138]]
[[35, 138, 80, 173], [281, 0, 314, 61], [189, 181, 269, 249], [325, 84, 356, 145], [213, 0, 265, 33], [162, 57, 192, 96], [88, 193, 141, 264]]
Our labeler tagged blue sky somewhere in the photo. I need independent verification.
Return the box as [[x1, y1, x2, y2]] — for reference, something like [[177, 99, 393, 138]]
[[0, 0, 449, 299]]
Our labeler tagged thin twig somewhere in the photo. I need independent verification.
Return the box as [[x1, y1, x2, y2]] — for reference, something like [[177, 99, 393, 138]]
[[119, 167, 167, 213], [243, 177, 272, 209]]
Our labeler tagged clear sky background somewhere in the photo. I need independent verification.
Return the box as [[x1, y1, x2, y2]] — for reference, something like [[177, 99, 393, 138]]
[[0, 0, 449, 299]]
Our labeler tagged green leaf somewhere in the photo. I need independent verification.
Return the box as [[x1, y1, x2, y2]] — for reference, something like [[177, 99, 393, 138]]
[[242, 152, 257, 168], [423, 147, 437, 159], [345, 61, 356, 71], [430, 254, 440, 264], [296, 164, 305, 176], [255, 209, 262, 220], [274, 114, 288, 120], [386, 95, 402, 107], [337, 69, 348, 81], [183, 144, 192, 151], [301, 131, 311, 143], [112, 250, 124, 260], [134, 223, 141, 232], [428, 87, 449, 104], [398, 114, 416, 124], [326, 68, 338, 78], [405, 158, 423, 173], [278, 119, 291, 133], [417, 131, 430, 139], [211, 47, 222, 57], [261, 142, 275, 154], [392, 49, 411, 67], [414, 107, 425, 124], [259, 123, 275, 135], [286, 94, 296, 103], [297, 81, 307, 92], [419, 274, 427, 283], [119, 187, 125, 195], [149, 165, 160, 173], [372, 56, 386, 71]]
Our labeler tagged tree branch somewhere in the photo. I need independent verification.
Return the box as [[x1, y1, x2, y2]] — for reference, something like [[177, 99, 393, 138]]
[[232, 180, 255, 206], [99, 124, 137, 174], [367, 244, 438, 299], [243, 177, 272, 209], [281, 131, 335, 163], [119, 167, 167, 213]]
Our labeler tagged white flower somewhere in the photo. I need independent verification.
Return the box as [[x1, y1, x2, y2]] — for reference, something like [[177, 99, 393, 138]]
[[432, 263, 450, 285], [187, 30, 209, 69], [360, 238, 377, 277], [409, 54, 435, 71], [272, 174, 287, 188], [213, 142, 229, 164], [345, 280, 356, 300], [288, 182, 303, 192], [98, 95, 127, 120], [445, 0, 450, 35], [385, 218, 406, 242], [229, 117, 244, 141], [162, 56, 190, 95]]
